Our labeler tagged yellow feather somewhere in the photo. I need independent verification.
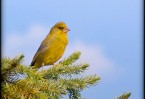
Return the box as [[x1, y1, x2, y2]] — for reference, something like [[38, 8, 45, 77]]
[[31, 22, 69, 69]]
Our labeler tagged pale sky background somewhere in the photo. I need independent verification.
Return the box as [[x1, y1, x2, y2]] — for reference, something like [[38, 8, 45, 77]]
[[2, 0, 143, 99]]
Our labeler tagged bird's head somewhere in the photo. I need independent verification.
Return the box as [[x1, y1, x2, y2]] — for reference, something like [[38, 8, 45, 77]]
[[50, 22, 70, 34]]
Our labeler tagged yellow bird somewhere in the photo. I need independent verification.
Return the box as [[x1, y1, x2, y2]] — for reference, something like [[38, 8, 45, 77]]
[[30, 22, 70, 69]]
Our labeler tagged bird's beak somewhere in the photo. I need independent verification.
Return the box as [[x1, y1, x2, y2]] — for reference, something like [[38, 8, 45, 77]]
[[63, 28, 70, 33]]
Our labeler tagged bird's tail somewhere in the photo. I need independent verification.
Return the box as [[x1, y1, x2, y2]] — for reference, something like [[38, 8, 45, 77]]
[[29, 65, 38, 70], [30, 61, 34, 66], [29, 62, 38, 70]]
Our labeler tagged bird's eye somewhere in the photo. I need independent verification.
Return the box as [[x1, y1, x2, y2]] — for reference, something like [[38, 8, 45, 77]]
[[58, 27, 64, 30]]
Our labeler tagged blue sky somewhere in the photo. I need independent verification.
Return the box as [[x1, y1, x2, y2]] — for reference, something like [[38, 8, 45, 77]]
[[2, 0, 143, 99]]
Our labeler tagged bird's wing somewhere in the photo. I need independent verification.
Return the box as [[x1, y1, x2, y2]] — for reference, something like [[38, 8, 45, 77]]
[[31, 34, 53, 66], [30, 43, 45, 66]]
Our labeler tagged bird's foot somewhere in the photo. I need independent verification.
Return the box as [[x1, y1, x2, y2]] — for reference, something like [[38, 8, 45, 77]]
[[41, 63, 45, 70], [42, 63, 45, 66]]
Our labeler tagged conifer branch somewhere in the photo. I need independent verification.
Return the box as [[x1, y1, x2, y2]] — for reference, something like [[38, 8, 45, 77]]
[[1, 55, 24, 83], [59, 75, 100, 90], [1, 52, 131, 99], [115, 92, 131, 99], [61, 51, 81, 65], [43, 63, 89, 79]]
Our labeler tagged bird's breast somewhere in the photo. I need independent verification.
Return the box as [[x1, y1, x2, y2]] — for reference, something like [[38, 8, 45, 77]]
[[57, 33, 68, 45], [42, 33, 68, 65]]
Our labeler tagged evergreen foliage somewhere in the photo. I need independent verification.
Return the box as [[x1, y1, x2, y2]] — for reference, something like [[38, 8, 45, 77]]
[[115, 92, 131, 99], [1, 52, 100, 99], [1, 51, 131, 99]]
